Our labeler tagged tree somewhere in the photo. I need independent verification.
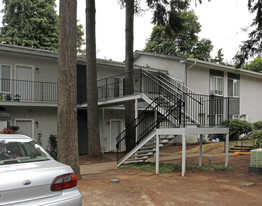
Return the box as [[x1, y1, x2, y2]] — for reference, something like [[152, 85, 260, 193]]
[[86, 0, 102, 157], [242, 56, 262, 73], [144, 10, 214, 61], [234, 0, 262, 67], [212, 48, 224, 64], [57, 0, 81, 179], [0, 0, 85, 51]]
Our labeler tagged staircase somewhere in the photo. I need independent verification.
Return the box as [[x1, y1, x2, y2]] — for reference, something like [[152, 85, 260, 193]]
[[97, 68, 229, 166]]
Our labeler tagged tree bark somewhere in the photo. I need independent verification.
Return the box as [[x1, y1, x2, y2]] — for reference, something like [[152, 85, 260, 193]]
[[125, 0, 136, 152], [57, 0, 81, 179], [86, 0, 102, 157]]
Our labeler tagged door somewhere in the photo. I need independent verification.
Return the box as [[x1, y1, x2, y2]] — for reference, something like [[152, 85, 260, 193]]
[[15, 120, 33, 138], [110, 120, 123, 152], [16, 65, 33, 101]]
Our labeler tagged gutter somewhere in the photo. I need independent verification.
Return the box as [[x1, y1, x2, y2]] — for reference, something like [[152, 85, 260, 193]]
[[185, 60, 197, 87]]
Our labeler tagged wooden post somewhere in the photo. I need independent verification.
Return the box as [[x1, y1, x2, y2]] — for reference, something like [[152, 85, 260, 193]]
[[199, 134, 202, 166], [156, 133, 159, 174], [182, 134, 186, 176]]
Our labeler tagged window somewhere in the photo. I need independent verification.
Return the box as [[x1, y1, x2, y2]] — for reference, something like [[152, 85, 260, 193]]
[[210, 76, 223, 95], [228, 79, 239, 97], [1, 65, 11, 93], [232, 114, 239, 120]]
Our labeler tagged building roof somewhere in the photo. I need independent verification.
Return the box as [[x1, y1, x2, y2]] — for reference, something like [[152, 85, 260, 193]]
[[0, 43, 125, 69], [134, 50, 262, 79]]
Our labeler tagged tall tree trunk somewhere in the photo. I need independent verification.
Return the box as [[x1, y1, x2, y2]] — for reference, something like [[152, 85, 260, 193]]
[[57, 0, 81, 179], [125, 0, 136, 152], [86, 0, 102, 157]]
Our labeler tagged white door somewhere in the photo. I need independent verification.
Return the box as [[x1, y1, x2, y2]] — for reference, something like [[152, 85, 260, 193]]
[[15, 120, 33, 138], [110, 120, 122, 152], [16, 66, 33, 100]]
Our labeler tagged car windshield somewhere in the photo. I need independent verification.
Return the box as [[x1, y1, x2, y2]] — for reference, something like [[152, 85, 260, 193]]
[[0, 139, 51, 165]]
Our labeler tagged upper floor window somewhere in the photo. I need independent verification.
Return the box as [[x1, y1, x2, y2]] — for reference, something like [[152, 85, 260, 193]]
[[210, 69, 224, 96], [210, 76, 223, 95], [228, 73, 240, 97], [1, 65, 11, 92]]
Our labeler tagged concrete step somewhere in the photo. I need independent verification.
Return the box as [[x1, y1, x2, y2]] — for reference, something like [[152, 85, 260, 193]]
[[136, 149, 155, 154]]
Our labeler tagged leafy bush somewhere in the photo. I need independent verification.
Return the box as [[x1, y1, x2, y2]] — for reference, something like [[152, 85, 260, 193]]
[[253, 130, 262, 148], [46, 134, 57, 159], [223, 120, 253, 140], [253, 121, 262, 130]]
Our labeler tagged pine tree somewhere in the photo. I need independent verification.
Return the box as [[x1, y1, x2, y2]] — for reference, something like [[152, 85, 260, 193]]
[[0, 0, 58, 50]]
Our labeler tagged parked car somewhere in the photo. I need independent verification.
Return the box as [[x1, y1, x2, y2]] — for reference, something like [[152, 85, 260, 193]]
[[0, 134, 82, 206]]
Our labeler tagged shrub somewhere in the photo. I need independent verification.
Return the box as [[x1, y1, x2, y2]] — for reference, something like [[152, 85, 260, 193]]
[[46, 134, 57, 159], [253, 121, 262, 130], [253, 130, 262, 148], [224, 119, 253, 140]]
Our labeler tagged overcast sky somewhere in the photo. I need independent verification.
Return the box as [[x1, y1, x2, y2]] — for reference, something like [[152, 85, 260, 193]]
[[0, 0, 255, 63]]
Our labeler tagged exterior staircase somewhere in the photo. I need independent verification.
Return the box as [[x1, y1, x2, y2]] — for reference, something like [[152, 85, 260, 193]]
[[96, 68, 230, 167]]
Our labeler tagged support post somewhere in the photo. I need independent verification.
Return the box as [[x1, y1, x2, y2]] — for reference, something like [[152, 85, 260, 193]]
[[182, 134, 186, 176], [225, 133, 229, 167], [156, 133, 159, 174], [199, 134, 202, 166], [102, 108, 105, 154], [135, 98, 138, 142]]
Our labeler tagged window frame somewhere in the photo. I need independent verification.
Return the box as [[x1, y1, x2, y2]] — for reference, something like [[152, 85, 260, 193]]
[[0, 64, 12, 93], [228, 78, 240, 97], [210, 75, 223, 96]]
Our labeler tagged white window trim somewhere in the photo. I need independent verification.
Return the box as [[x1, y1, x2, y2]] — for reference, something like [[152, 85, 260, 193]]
[[232, 114, 240, 120], [0, 64, 13, 94], [210, 75, 223, 96], [15, 119, 35, 139], [228, 78, 240, 98]]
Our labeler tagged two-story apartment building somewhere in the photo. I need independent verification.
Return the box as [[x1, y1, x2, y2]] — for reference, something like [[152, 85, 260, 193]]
[[0, 44, 261, 158]]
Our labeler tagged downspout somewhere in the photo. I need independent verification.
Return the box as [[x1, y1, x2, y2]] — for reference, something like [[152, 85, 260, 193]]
[[185, 60, 197, 87]]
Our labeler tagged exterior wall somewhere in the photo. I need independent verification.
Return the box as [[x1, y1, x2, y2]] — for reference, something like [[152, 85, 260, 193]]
[[4, 106, 57, 149], [187, 66, 210, 95], [240, 75, 262, 122], [0, 51, 58, 83], [134, 55, 186, 82]]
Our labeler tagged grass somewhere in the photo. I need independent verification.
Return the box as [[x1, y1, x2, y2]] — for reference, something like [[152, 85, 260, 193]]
[[179, 142, 227, 154], [119, 162, 233, 174]]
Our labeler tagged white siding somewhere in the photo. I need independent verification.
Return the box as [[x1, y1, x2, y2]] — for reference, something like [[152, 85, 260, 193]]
[[240, 75, 262, 122]]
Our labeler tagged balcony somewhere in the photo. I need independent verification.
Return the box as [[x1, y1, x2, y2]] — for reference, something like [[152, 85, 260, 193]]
[[0, 78, 57, 105]]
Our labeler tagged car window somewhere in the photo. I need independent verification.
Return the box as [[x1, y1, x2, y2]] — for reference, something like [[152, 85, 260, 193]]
[[0, 139, 51, 165]]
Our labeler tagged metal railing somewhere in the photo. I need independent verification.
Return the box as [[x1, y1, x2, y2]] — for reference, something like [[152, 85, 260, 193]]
[[116, 97, 183, 163], [0, 78, 57, 103]]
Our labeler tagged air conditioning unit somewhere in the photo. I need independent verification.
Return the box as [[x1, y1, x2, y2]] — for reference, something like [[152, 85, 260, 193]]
[[210, 90, 217, 95], [249, 149, 262, 174]]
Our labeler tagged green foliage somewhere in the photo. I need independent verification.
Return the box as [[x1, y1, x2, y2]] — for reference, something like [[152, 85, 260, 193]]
[[119, 162, 233, 173], [144, 10, 213, 61], [253, 130, 262, 148], [0, 0, 85, 52], [242, 56, 262, 73], [211, 48, 224, 64], [234, 0, 262, 67], [46, 134, 57, 159], [223, 120, 253, 140], [253, 121, 262, 130]]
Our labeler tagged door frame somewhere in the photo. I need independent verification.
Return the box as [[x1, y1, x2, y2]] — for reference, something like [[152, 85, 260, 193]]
[[109, 119, 123, 151], [15, 118, 34, 139]]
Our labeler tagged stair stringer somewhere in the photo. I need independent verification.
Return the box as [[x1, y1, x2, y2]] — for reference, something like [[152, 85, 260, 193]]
[[117, 130, 157, 167]]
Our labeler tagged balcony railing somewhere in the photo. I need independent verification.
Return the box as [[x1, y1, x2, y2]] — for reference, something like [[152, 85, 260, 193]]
[[0, 78, 57, 103]]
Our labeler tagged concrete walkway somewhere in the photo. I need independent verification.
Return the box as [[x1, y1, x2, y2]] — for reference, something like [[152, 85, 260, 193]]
[[80, 152, 231, 175]]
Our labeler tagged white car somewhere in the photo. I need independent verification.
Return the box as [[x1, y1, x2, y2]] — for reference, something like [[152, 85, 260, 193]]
[[0, 134, 82, 206]]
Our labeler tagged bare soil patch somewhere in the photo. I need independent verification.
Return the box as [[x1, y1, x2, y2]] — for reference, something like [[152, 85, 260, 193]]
[[78, 144, 262, 206]]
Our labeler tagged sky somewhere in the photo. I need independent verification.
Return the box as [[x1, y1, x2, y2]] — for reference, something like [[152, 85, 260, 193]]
[[0, 0, 255, 63]]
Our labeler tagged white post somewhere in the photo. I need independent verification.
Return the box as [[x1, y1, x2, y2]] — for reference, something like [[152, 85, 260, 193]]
[[199, 134, 202, 166], [156, 134, 159, 174], [225, 133, 229, 167], [135, 98, 138, 142], [102, 108, 105, 154], [182, 134, 186, 176]]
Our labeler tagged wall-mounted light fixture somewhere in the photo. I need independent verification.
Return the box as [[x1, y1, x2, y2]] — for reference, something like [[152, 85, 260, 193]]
[[35, 67, 39, 72], [35, 121, 39, 128]]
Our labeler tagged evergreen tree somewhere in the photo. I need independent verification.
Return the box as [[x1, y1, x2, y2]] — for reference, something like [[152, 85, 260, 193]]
[[144, 10, 214, 61], [235, 0, 262, 67], [0, 0, 85, 52], [0, 0, 58, 50]]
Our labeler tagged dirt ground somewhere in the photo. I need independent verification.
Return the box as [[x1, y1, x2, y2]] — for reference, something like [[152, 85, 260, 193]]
[[78, 144, 262, 206]]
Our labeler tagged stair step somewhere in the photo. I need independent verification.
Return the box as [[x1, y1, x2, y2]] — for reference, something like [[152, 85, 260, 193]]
[[130, 154, 150, 158], [136, 149, 156, 154], [126, 157, 148, 162]]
